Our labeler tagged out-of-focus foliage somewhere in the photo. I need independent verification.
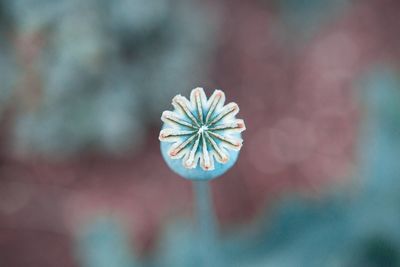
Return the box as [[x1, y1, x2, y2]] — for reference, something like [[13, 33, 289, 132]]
[[275, 0, 350, 40], [1, 0, 216, 157], [0, 1, 15, 117], [77, 218, 139, 267], [1, 0, 400, 266], [0, 48, 15, 116]]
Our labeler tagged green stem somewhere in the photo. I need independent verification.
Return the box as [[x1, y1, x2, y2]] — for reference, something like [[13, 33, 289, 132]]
[[193, 180, 219, 267]]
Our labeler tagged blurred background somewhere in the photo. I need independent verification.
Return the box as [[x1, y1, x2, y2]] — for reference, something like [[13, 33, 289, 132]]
[[1, 0, 400, 266]]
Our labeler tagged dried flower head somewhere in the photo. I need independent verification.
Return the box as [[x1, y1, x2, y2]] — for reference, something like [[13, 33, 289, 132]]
[[159, 87, 246, 175]]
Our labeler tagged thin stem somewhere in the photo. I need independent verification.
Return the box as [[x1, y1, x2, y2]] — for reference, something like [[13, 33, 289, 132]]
[[193, 180, 219, 267]]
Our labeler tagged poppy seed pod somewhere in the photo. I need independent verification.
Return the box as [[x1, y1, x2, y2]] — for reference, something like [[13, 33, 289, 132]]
[[159, 87, 246, 180]]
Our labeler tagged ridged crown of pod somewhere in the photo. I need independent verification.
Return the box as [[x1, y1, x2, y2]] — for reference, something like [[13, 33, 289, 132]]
[[159, 87, 246, 180]]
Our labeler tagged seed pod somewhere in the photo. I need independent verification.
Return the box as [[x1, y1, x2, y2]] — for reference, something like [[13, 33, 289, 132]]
[[159, 87, 246, 180]]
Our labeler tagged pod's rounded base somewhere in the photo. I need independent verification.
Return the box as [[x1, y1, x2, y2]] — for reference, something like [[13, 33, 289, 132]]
[[160, 141, 239, 180]]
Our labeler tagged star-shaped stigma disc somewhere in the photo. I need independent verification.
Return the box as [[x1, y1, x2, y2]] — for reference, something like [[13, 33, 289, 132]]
[[159, 87, 246, 171]]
